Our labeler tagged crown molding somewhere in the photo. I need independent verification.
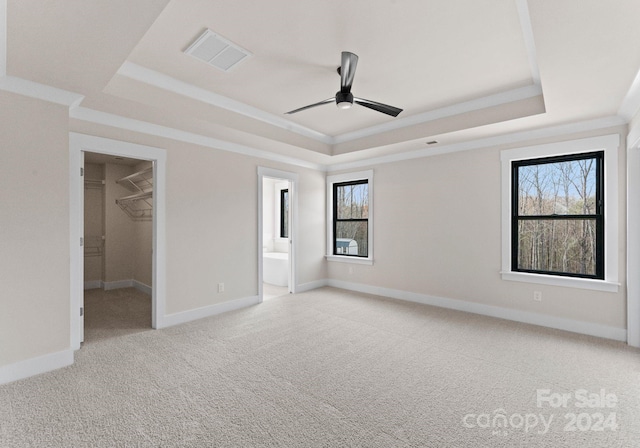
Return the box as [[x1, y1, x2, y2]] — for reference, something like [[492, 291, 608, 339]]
[[619, 66, 640, 120], [516, 0, 541, 85], [0, 75, 84, 107], [70, 106, 327, 171], [327, 115, 626, 172], [117, 61, 334, 144], [333, 84, 543, 145]]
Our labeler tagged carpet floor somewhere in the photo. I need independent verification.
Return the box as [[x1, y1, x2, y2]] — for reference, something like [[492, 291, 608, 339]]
[[1, 287, 639, 447]]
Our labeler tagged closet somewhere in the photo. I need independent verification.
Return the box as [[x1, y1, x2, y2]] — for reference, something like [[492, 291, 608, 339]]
[[83, 155, 153, 292]]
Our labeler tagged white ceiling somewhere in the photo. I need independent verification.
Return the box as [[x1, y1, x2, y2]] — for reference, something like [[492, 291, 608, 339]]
[[5, 0, 640, 166]]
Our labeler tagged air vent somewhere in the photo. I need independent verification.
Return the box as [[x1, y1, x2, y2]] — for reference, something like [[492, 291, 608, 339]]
[[184, 29, 251, 72]]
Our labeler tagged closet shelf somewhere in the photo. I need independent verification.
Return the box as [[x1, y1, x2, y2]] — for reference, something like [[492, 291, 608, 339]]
[[115, 167, 153, 221], [116, 191, 152, 221], [116, 167, 153, 193]]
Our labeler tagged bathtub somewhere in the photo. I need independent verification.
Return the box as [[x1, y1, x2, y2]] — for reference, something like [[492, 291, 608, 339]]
[[263, 252, 288, 286]]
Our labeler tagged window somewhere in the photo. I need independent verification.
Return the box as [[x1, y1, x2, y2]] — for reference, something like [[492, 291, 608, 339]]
[[334, 180, 369, 257], [500, 134, 619, 292], [327, 170, 373, 264], [280, 189, 289, 238], [512, 151, 604, 279]]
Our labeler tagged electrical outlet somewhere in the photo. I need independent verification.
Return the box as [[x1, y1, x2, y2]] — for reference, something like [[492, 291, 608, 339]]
[[533, 291, 542, 302], [218, 283, 224, 293]]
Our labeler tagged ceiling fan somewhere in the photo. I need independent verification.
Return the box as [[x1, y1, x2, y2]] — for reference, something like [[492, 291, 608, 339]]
[[285, 51, 403, 117]]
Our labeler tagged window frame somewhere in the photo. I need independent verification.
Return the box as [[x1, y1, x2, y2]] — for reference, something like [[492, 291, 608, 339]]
[[326, 170, 374, 265], [500, 134, 619, 292], [511, 151, 605, 280], [280, 188, 288, 238]]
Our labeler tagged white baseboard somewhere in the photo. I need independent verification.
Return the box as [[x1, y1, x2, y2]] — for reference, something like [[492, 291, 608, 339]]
[[84, 280, 103, 290], [159, 295, 259, 329], [103, 279, 134, 290], [327, 279, 627, 342], [133, 280, 152, 295], [0, 350, 74, 386], [295, 279, 329, 293]]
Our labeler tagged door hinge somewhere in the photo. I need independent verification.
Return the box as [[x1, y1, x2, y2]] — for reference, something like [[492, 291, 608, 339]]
[[80, 167, 84, 177], [80, 307, 84, 317], [80, 237, 84, 247]]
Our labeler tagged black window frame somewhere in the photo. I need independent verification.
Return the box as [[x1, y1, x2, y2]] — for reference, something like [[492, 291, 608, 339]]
[[511, 150, 605, 280], [280, 189, 288, 238], [333, 179, 368, 258]]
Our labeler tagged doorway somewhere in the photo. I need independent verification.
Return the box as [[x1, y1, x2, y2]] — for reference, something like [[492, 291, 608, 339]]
[[258, 167, 298, 302], [70, 134, 167, 350], [82, 151, 153, 341]]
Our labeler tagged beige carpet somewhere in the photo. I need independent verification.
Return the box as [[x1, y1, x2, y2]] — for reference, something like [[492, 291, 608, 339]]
[[1, 287, 639, 447]]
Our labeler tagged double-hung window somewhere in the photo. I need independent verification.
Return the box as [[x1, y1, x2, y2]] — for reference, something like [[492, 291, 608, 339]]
[[326, 170, 373, 264], [512, 151, 604, 279], [500, 134, 619, 292]]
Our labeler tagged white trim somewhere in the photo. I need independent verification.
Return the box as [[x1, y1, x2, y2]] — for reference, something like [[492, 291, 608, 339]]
[[118, 62, 332, 144], [257, 167, 299, 302], [70, 133, 167, 347], [515, 0, 541, 85], [500, 134, 620, 290], [0, 76, 84, 107], [327, 280, 627, 342], [134, 280, 152, 296], [84, 280, 103, 290], [0, 350, 74, 386], [328, 116, 625, 172], [160, 295, 259, 328], [627, 139, 640, 347], [70, 107, 325, 171], [103, 279, 135, 291], [325, 255, 373, 265], [618, 67, 640, 120], [295, 279, 329, 293], [0, 0, 6, 77], [334, 84, 543, 144], [326, 170, 374, 263], [500, 272, 619, 292]]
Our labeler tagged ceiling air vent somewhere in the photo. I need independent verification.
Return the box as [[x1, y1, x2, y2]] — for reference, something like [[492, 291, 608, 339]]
[[184, 29, 251, 72]]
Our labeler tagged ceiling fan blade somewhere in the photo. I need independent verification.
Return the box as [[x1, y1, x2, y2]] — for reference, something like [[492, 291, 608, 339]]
[[340, 52, 359, 93], [354, 97, 403, 117], [285, 98, 335, 114]]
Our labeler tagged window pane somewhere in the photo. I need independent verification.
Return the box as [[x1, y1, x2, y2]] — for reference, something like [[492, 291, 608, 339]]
[[281, 190, 288, 238], [335, 221, 368, 257], [518, 158, 597, 216], [517, 219, 597, 275], [336, 183, 369, 219]]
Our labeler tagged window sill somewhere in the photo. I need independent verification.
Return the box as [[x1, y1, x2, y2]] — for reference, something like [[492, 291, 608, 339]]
[[500, 271, 619, 292], [325, 255, 373, 266]]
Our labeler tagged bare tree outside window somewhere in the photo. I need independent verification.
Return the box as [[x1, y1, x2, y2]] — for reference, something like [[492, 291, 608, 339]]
[[513, 151, 604, 278]]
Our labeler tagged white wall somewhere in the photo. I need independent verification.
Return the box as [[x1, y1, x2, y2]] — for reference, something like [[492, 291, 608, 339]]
[[83, 162, 104, 283], [133, 160, 153, 288], [328, 126, 628, 330], [262, 177, 276, 252], [0, 91, 70, 366], [104, 164, 136, 282], [262, 178, 290, 254]]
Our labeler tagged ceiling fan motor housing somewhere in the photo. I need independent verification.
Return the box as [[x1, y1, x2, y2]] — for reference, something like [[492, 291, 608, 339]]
[[336, 91, 354, 109]]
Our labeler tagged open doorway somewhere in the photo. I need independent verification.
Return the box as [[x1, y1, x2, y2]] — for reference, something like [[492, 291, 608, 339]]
[[82, 152, 153, 342], [258, 167, 298, 302], [70, 134, 167, 350]]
